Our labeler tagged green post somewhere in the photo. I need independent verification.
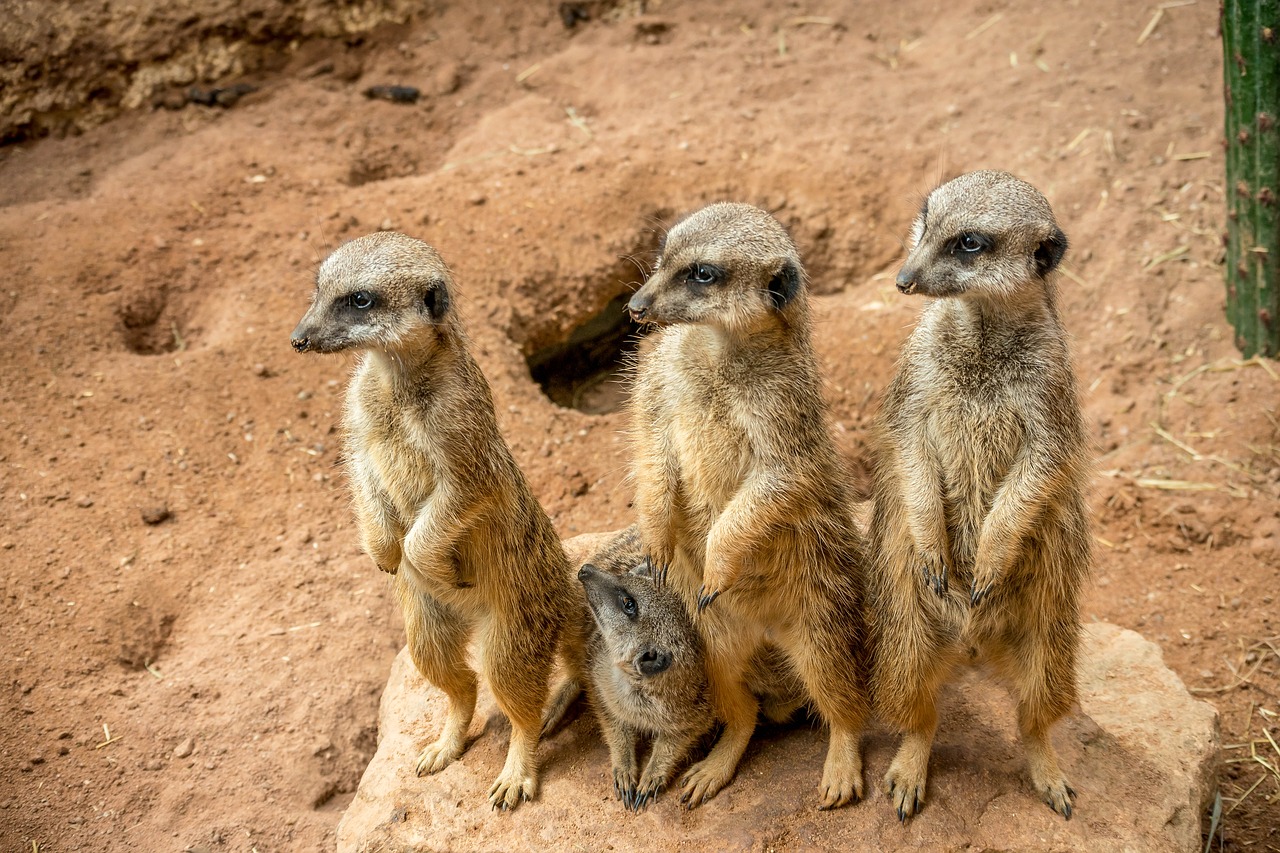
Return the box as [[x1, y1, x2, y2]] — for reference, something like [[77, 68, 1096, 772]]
[[1223, 0, 1280, 358]]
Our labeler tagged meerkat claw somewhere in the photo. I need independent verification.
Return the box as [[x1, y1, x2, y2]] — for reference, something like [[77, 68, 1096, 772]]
[[695, 587, 720, 612], [969, 581, 993, 607]]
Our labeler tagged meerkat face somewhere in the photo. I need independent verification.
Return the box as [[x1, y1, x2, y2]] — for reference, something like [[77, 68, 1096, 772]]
[[896, 170, 1068, 300], [626, 202, 805, 333], [290, 232, 453, 355], [579, 562, 696, 683]]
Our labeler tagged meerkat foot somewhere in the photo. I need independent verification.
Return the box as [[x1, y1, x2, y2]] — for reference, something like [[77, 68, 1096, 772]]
[[969, 577, 995, 607], [1025, 736, 1075, 819], [883, 734, 932, 822], [488, 757, 538, 811], [1036, 777, 1076, 820], [817, 730, 864, 809], [678, 752, 736, 808], [414, 730, 466, 777]]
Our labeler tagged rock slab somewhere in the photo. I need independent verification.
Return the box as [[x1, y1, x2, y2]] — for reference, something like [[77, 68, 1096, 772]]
[[338, 535, 1219, 853]]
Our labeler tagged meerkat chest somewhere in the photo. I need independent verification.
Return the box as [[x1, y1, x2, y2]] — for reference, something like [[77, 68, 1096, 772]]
[[669, 389, 752, 514], [923, 380, 1024, 512], [346, 383, 444, 523]]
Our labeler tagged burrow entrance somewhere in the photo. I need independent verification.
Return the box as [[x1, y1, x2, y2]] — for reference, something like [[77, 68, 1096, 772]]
[[527, 290, 642, 415]]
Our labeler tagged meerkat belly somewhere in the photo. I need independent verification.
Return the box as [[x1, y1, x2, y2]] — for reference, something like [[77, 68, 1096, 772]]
[[928, 393, 1023, 567]]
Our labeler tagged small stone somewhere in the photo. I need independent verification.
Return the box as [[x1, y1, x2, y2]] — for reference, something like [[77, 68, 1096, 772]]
[[253, 363, 270, 378], [75, 495, 93, 508], [29, 756, 44, 765], [312, 737, 334, 756], [467, 193, 486, 206], [143, 758, 164, 771], [434, 63, 462, 95], [141, 506, 171, 525], [58, 745, 69, 756], [173, 737, 194, 759]]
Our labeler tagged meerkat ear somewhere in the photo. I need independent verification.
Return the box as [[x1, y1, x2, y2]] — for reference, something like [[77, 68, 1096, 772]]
[[1034, 227, 1069, 277], [422, 282, 450, 321], [766, 259, 802, 310]]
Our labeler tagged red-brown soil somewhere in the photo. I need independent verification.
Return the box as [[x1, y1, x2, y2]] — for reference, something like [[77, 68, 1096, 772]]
[[1, 1, 1277, 851]]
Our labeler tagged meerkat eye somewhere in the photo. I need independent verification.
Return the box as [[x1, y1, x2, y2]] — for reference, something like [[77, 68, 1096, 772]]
[[617, 592, 638, 619], [686, 263, 723, 285], [347, 291, 376, 310], [956, 233, 989, 254]]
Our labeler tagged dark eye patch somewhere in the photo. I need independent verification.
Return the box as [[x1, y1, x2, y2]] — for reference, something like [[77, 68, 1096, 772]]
[[685, 263, 724, 286], [951, 232, 992, 261]]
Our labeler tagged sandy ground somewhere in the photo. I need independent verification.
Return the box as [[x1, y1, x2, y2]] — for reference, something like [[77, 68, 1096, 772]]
[[1, 1, 1277, 850]]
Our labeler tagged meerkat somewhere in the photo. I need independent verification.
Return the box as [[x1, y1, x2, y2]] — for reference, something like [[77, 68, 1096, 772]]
[[626, 203, 870, 809], [868, 170, 1091, 821], [574, 526, 805, 812], [289, 232, 570, 810]]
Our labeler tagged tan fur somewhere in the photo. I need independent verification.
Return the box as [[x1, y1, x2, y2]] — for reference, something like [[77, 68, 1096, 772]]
[[868, 171, 1091, 821], [574, 526, 806, 812], [290, 232, 570, 810], [626, 203, 870, 809]]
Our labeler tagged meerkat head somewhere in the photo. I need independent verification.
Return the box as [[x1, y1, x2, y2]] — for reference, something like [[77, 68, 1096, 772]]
[[290, 232, 455, 355], [895, 170, 1068, 300], [626, 202, 806, 332], [579, 560, 701, 684]]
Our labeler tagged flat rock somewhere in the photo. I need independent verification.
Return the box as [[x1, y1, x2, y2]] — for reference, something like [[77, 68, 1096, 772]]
[[338, 534, 1219, 853]]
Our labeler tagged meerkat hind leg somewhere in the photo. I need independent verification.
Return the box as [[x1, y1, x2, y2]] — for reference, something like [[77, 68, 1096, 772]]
[[482, 620, 554, 810], [401, 587, 478, 777], [679, 648, 758, 808]]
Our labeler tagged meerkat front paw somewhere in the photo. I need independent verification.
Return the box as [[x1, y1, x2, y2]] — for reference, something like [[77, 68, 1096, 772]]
[[969, 574, 996, 606], [612, 765, 640, 810], [695, 584, 722, 612], [919, 553, 949, 597], [631, 771, 669, 812]]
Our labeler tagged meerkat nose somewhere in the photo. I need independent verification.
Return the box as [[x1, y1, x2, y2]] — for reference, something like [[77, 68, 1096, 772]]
[[895, 268, 919, 294], [291, 336, 311, 353]]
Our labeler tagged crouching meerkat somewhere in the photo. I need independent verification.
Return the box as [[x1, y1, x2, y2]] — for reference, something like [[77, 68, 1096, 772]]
[[626, 203, 870, 809], [290, 232, 570, 810], [575, 527, 805, 812], [868, 170, 1091, 821]]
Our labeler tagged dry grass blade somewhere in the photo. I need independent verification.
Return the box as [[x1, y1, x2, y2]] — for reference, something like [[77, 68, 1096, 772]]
[[1135, 478, 1218, 492], [1143, 244, 1189, 270], [785, 16, 836, 27], [965, 12, 1003, 40], [1225, 772, 1268, 815], [1137, 8, 1164, 45], [1059, 266, 1090, 288]]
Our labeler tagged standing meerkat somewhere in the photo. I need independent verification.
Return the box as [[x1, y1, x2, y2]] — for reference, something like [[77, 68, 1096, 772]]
[[574, 527, 805, 812], [626, 203, 870, 809], [868, 170, 1091, 821], [290, 232, 570, 810]]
